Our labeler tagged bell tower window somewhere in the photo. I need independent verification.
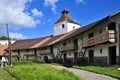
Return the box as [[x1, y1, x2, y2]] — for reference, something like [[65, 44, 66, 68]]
[[62, 24, 65, 28]]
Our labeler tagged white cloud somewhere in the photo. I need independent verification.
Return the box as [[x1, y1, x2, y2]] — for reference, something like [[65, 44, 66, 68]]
[[0, 0, 40, 27], [10, 32, 27, 39], [75, 0, 85, 4], [31, 8, 44, 17], [44, 0, 58, 13]]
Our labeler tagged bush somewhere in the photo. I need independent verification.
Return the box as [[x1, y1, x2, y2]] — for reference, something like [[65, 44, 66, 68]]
[[53, 59, 63, 64], [33, 58, 44, 64], [13, 60, 33, 65]]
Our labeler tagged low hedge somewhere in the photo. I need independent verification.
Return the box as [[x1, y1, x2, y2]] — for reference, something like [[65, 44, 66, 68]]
[[33, 58, 44, 64], [13, 60, 33, 65]]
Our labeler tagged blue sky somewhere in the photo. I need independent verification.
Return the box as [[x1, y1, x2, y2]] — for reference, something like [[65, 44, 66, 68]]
[[0, 0, 120, 39]]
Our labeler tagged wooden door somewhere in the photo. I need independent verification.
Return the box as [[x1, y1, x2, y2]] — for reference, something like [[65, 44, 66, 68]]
[[89, 50, 94, 64]]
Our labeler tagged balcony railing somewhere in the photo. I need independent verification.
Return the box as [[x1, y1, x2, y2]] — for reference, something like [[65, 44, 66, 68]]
[[81, 30, 115, 48], [59, 43, 78, 52], [24, 51, 34, 56], [12, 52, 19, 57], [4, 52, 19, 57], [40, 49, 52, 54]]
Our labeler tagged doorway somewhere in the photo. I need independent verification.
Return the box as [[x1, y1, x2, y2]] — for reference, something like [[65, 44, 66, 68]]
[[88, 50, 94, 64], [74, 52, 78, 63], [63, 53, 67, 60], [109, 46, 116, 65], [108, 22, 116, 30], [43, 56, 48, 63]]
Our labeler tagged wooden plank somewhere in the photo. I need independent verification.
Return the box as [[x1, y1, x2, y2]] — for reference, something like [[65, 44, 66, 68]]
[[82, 30, 115, 47]]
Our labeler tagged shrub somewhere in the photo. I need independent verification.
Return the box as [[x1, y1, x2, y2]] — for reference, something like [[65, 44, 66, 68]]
[[33, 58, 44, 64], [13, 60, 33, 65], [53, 59, 63, 64]]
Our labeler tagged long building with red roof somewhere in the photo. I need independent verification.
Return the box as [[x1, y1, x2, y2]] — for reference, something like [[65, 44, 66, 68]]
[[7, 9, 120, 65]]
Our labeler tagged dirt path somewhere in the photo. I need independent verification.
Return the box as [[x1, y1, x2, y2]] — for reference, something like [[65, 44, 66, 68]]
[[53, 65, 118, 80]]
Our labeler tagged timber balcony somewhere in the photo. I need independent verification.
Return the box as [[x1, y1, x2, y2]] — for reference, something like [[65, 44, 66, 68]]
[[82, 30, 115, 48], [5, 52, 19, 57], [40, 48, 52, 54], [12, 52, 19, 57], [24, 51, 34, 56], [58, 43, 78, 52]]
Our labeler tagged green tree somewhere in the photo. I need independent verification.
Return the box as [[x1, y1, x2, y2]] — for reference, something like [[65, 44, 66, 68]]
[[0, 36, 9, 40]]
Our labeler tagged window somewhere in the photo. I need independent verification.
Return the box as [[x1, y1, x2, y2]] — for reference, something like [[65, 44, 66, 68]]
[[62, 24, 65, 28], [45, 47, 47, 50], [69, 40, 71, 43], [74, 39, 77, 44], [63, 42, 67, 46], [69, 53, 71, 56], [26, 49, 29, 52], [99, 29, 102, 33], [88, 32, 94, 38], [81, 36, 83, 40], [100, 49, 102, 54], [108, 22, 116, 30]]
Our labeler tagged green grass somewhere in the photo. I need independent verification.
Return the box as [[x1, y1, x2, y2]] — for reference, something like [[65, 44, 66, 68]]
[[0, 68, 16, 80], [73, 65, 120, 79], [5, 63, 81, 80]]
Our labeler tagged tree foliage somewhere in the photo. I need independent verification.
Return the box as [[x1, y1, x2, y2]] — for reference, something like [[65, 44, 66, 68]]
[[0, 36, 16, 40], [0, 36, 9, 40]]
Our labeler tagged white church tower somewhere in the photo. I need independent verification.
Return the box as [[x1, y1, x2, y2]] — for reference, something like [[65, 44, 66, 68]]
[[53, 9, 81, 36]]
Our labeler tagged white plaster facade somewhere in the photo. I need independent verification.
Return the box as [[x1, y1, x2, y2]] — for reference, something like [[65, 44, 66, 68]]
[[9, 10, 120, 65], [41, 54, 53, 60], [0, 40, 15, 45], [53, 20, 80, 36]]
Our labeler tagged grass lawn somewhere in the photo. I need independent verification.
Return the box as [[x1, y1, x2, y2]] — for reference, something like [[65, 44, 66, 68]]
[[0, 68, 16, 80], [5, 63, 81, 80], [73, 65, 120, 79]]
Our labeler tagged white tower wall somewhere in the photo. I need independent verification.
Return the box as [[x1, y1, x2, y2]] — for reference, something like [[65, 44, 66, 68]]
[[53, 20, 81, 36]]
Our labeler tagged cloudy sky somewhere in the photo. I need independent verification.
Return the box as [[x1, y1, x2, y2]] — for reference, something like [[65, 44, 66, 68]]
[[0, 0, 119, 39]]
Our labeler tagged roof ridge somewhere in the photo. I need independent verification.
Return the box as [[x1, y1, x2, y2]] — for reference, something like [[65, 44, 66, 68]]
[[48, 29, 77, 45], [17, 35, 52, 41], [30, 36, 52, 48]]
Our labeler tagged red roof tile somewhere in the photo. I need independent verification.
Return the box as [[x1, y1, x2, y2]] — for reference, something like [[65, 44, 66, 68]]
[[10, 10, 120, 50], [11, 36, 52, 50]]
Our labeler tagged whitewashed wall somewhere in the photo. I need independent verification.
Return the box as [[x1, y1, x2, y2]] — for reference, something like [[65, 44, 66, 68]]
[[53, 21, 67, 36], [53, 20, 80, 36], [0, 40, 15, 45], [41, 54, 53, 60], [67, 23, 80, 32]]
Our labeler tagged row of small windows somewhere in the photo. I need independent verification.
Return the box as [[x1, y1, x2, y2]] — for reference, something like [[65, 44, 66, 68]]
[[54, 24, 76, 29], [62, 39, 77, 46], [62, 24, 75, 29]]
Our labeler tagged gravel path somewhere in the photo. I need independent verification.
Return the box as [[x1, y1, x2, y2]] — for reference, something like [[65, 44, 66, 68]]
[[53, 65, 118, 80]]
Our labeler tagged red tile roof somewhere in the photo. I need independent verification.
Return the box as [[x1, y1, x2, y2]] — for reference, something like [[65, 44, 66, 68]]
[[10, 9, 120, 50], [10, 18, 106, 50], [0, 45, 8, 56], [11, 36, 52, 50], [42, 19, 103, 46], [59, 19, 104, 42]]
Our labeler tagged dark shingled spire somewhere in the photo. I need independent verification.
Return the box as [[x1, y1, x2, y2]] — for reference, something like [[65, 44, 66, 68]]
[[54, 9, 77, 24]]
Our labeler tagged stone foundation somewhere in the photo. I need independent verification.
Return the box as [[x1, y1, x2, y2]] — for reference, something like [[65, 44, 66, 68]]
[[94, 57, 107, 66]]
